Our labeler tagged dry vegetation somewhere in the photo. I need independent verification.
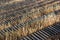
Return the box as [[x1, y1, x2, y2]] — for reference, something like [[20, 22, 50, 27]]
[[0, 0, 25, 6], [0, 0, 60, 40], [0, 1, 60, 30], [0, 12, 60, 40], [0, 0, 58, 13]]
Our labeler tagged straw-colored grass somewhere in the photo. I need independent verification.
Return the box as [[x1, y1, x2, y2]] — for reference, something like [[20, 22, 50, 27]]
[[0, 0, 60, 40], [0, 2, 60, 30], [0, 13, 60, 40]]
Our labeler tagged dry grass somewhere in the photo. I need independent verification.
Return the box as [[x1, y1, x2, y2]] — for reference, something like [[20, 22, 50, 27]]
[[15, 13, 60, 38], [0, 0, 60, 40], [0, 2, 60, 30], [0, 0, 59, 13], [0, 0, 25, 6], [0, 13, 60, 40]]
